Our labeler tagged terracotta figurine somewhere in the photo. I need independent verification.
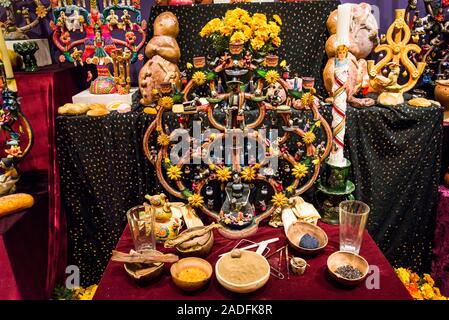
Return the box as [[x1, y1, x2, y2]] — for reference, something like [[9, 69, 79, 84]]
[[138, 12, 182, 106]]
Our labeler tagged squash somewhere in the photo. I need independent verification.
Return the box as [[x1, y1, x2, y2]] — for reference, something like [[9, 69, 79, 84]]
[[0, 193, 34, 218]]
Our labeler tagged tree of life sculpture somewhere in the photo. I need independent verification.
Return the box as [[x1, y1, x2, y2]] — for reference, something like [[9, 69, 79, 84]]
[[142, 9, 333, 238]]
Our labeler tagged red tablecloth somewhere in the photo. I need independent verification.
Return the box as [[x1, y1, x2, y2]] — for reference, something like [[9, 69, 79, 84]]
[[0, 64, 85, 299], [94, 223, 412, 300]]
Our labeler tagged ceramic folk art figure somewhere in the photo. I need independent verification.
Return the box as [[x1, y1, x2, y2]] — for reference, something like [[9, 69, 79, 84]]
[[367, 9, 426, 106], [138, 12, 182, 106], [49, 1, 146, 94], [0, 0, 50, 40], [144, 193, 183, 242]]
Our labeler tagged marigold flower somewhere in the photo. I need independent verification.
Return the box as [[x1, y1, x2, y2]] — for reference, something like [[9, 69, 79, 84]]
[[265, 70, 280, 85], [303, 131, 316, 144], [301, 92, 315, 107], [157, 133, 170, 146], [192, 71, 207, 86], [167, 165, 182, 180], [271, 192, 288, 208], [292, 163, 308, 179], [216, 166, 232, 182], [158, 96, 174, 110], [35, 5, 48, 19], [241, 166, 256, 182], [188, 193, 204, 208]]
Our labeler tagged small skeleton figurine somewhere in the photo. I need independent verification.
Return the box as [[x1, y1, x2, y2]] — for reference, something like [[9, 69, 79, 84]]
[[207, 199, 214, 210], [18, 7, 31, 25], [71, 47, 84, 66], [57, 11, 67, 28], [149, 146, 157, 163], [121, 10, 133, 30], [107, 9, 119, 30], [66, 10, 82, 32]]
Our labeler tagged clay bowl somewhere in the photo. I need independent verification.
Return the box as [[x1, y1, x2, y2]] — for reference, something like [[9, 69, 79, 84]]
[[175, 226, 214, 258], [327, 251, 369, 286], [286, 221, 328, 254], [170, 257, 212, 292], [215, 250, 270, 294], [124, 250, 164, 283]]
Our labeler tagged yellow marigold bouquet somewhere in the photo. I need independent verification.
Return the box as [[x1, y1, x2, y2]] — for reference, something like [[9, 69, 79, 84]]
[[199, 8, 282, 55], [395, 268, 448, 300]]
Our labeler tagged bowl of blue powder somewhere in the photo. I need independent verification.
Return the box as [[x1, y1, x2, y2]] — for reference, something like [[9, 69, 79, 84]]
[[286, 221, 328, 254]]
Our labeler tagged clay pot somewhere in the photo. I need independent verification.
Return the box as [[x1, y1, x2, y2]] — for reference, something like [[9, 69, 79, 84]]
[[160, 82, 173, 94], [444, 171, 449, 188], [265, 55, 279, 67], [302, 77, 315, 90], [193, 56, 206, 68], [229, 42, 243, 55], [435, 79, 449, 109]]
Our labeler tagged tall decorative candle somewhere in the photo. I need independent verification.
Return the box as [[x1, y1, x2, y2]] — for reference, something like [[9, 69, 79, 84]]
[[0, 28, 16, 92], [328, 4, 351, 167]]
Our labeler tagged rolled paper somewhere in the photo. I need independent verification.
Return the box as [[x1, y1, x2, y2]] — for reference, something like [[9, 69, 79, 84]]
[[0, 28, 17, 92], [335, 3, 352, 49], [281, 208, 297, 236]]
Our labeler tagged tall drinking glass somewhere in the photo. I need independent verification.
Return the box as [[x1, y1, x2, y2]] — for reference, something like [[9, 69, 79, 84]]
[[339, 200, 370, 254], [127, 205, 156, 253]]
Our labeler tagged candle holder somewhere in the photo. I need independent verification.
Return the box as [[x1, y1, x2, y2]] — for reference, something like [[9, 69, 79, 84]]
[[367, 9, 426, 106], [13, 41, 39, 72], [315, 158, 355, 225]]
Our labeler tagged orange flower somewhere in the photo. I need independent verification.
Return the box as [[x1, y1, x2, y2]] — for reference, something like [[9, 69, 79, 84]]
[[406, 283, 423, 300], [423, 273, 435, 287]]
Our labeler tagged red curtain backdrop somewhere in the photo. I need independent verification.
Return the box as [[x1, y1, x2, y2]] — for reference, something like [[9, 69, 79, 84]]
[[0, 64, 85, 299]]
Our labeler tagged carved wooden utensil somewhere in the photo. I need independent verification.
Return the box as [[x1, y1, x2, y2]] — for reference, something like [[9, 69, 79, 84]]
[[111, 250, 179, 264]]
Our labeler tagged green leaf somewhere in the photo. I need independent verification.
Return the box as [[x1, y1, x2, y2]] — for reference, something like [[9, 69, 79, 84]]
[[172, 92, 183, 103], [302, 157, 312, 166], [181, 188, 193, 199], [288, 89, 303, 99], [255, 68, 267, 78], [206, 71, 216, 81]]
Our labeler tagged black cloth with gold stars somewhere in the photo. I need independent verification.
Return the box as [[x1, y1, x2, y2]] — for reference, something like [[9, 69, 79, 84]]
[[322, 103, 443, 275]]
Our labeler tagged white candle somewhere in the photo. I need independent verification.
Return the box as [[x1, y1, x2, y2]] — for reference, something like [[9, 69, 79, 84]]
[[0, 28, 17, 92], [335, 3, 352, 49], [328, 4, 352, 167]]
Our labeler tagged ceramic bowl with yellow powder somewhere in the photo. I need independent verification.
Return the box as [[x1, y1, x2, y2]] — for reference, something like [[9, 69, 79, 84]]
[[215, 249, 270, 293], [170, 257, 212, 291]]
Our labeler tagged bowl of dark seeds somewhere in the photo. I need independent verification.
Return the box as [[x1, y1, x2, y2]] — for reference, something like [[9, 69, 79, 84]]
[[327, 251, 369, 286]]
